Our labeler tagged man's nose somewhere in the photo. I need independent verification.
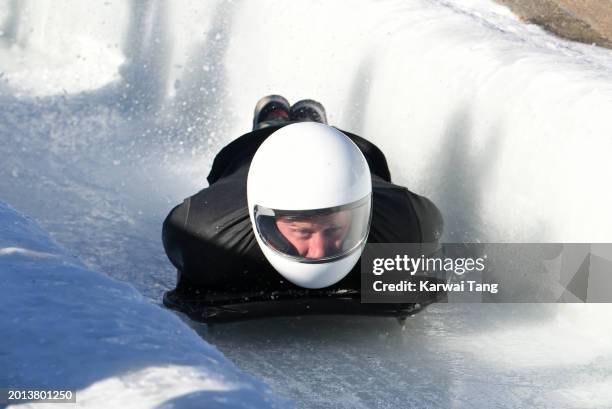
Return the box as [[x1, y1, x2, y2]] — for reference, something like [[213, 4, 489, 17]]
[[307, 232, 327, 258]]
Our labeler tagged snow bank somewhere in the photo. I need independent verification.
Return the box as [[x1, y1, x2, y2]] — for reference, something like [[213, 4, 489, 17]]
[[4, 0, 612, 244], [0, 201, 289, 408]]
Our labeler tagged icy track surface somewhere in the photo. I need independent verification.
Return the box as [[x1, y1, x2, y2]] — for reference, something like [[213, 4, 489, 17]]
[[1, 0, 612, 408], [0, 201, 287, 408]]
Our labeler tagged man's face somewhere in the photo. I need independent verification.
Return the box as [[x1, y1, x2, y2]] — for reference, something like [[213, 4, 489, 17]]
[[275, 211, 351, 259]]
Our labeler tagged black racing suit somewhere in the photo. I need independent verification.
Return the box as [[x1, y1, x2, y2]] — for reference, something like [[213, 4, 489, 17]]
[[162, 124, 443, 294]]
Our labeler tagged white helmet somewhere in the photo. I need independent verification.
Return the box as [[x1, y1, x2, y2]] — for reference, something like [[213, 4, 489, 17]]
[[247, 122, 372, 289]]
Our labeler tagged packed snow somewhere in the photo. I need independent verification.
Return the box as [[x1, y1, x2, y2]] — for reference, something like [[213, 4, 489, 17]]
[[1, 0, 612, 408], [0, 201, 288, 408]]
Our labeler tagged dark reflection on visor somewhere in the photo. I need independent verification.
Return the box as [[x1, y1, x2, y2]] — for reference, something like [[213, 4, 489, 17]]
[[254, 195, 372, 263]]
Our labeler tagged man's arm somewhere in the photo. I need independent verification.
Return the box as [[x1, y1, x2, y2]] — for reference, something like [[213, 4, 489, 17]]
[[409, 193, 444, 243], [162, 198, 191, 272]]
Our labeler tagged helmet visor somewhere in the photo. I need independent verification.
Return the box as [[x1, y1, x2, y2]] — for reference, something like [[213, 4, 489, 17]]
[[254, 195, 372, 263]]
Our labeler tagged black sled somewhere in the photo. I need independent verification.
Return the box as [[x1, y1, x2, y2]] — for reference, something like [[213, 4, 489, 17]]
[[163, 283, 445, 324]]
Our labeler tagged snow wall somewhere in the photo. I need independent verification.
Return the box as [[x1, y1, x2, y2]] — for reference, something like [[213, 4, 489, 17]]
[[2, 0, 612, 244], [0, 200, 288, 408]]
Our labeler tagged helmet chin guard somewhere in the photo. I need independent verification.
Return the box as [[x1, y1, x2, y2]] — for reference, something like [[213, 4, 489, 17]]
[[247, 123, 372, 289]]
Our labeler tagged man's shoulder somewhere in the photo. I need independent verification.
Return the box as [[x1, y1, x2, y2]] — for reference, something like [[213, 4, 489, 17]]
[[335, 128, 392, 182], [207, 125, 283, 185], [207, 124, 392, 184]]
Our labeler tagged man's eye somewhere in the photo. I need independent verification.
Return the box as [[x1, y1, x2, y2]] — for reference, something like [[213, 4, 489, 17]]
[[324, 227, 341, 236], [293, 229, 312, 238]]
